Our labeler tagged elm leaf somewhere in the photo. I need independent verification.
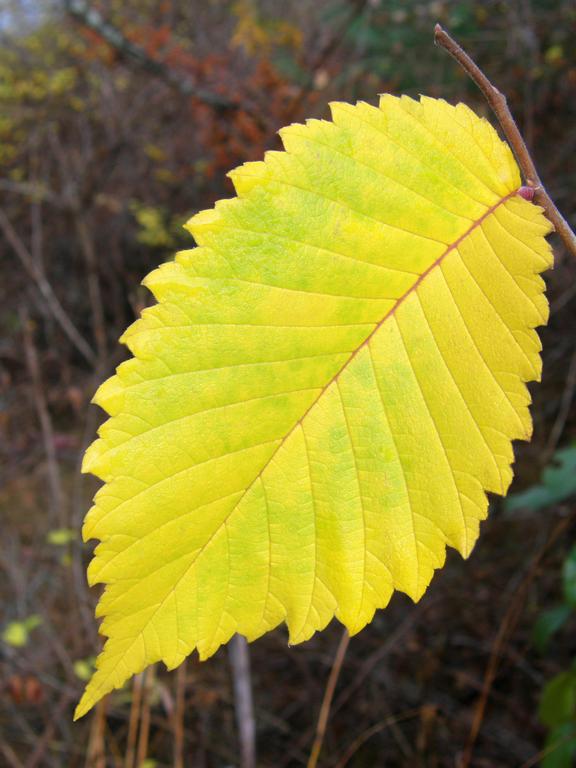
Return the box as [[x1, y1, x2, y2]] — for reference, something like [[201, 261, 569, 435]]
[[75, 95, 552, 719]]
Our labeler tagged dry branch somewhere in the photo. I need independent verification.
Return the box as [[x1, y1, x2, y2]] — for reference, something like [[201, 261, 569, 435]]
[[1, 209, 96, 365], [63, 0, 237, 110], [434, 24, 576, 260], [229, 635, 257, 768]]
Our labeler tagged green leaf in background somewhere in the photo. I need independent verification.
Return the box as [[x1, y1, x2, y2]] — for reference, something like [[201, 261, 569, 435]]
[[540, 666, 576, 729], [73, 657, 97, 682], [563, 545, 576, 609], [505, 446, 576, 513], [2, 615, 42, 648], [542, 723, 576, 768], [533, 604, 573, 653], [47, 528, 77, 545]]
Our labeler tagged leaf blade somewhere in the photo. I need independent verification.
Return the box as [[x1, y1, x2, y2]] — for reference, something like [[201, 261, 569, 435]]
[[76, 95, 552, 719]]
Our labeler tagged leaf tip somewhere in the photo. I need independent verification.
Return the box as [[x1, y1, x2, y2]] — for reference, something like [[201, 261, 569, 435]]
[[73, 692, 93, 721]]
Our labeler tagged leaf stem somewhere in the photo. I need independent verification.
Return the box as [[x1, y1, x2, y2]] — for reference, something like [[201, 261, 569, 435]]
[[434, 23, 576, 260]]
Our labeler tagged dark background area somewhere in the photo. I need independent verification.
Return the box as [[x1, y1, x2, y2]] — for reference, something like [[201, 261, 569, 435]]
[[1, 1, 576, 766]]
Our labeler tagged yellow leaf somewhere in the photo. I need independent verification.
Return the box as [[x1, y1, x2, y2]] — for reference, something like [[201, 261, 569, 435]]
[[75, 95, 552, 719]]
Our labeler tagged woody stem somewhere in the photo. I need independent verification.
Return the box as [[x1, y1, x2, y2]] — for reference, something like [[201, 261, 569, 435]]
[[434, 23, 576, 260]]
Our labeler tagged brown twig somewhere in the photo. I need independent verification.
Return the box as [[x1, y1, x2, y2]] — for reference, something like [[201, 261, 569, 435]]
[[25, 692, 72, 768], [284, 0, 369, 123], [459, 514, 574, 768], [173, 660, 187, 768], [20, 307, 65, 527], [136, 665, 155, 767], [86, 698, 107, 768], [545, 342, 576, 459], [70, 399, 102, 642], [1, 743, 24, 768], [124, 673, 144, 768], [279, 602, 435, 768], [434, 24, 576, 260], [75, 214, 108, 367], [519, 727, 576, 768], [1, 209, 96, 365], [63, 0, 237, 110], [307, 629, 350, 768], [333, 600, 437, 716], [333, 709, 421, 768]]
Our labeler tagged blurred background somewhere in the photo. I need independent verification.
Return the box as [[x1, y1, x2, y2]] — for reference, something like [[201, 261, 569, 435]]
[[1, 1, 576, 766]]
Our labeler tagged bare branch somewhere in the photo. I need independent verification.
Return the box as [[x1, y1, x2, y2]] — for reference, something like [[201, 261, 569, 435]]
[[284, 0, 370, 122], [173, 660, 187, 768], [125, 673, 144, 768], [545, 341, 576, 459], [307, 629, 350, 768], [136, 666, 155, 767], [434, 23, 576, 260], [63, 0, 237, 110], [229, 635, 257, 768], [20, 307, 65, 527], [64, 0, 238, 109], [0, 209, 96, 365], [75, 214, 107, 367], [0, 179, 70, 209]]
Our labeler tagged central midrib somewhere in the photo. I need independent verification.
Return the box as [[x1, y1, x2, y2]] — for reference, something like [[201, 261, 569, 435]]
[[227, 188, 519, 510]]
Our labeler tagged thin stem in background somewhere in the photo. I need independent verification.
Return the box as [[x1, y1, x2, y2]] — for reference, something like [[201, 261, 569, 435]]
[[545, 342, 576, 460], [136, 666, 154, 768], [85, 698, 107, 768], [124, 673, 144, 768], [70, 401, 101, 642], [283, 0, 369, 123], [75, 213, 108, 368], [333, 708, 421, 768], [20, 307, 65, 527], [26, 691, 73, 768], [228, 635, 256, 768], [434, 24, 576, 261], [307, 629, 350, 768], [0, 742, 23, 768], [458, 514, 574, 768], [173, 660, 187, 768], [1, 210, 96, 365]]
